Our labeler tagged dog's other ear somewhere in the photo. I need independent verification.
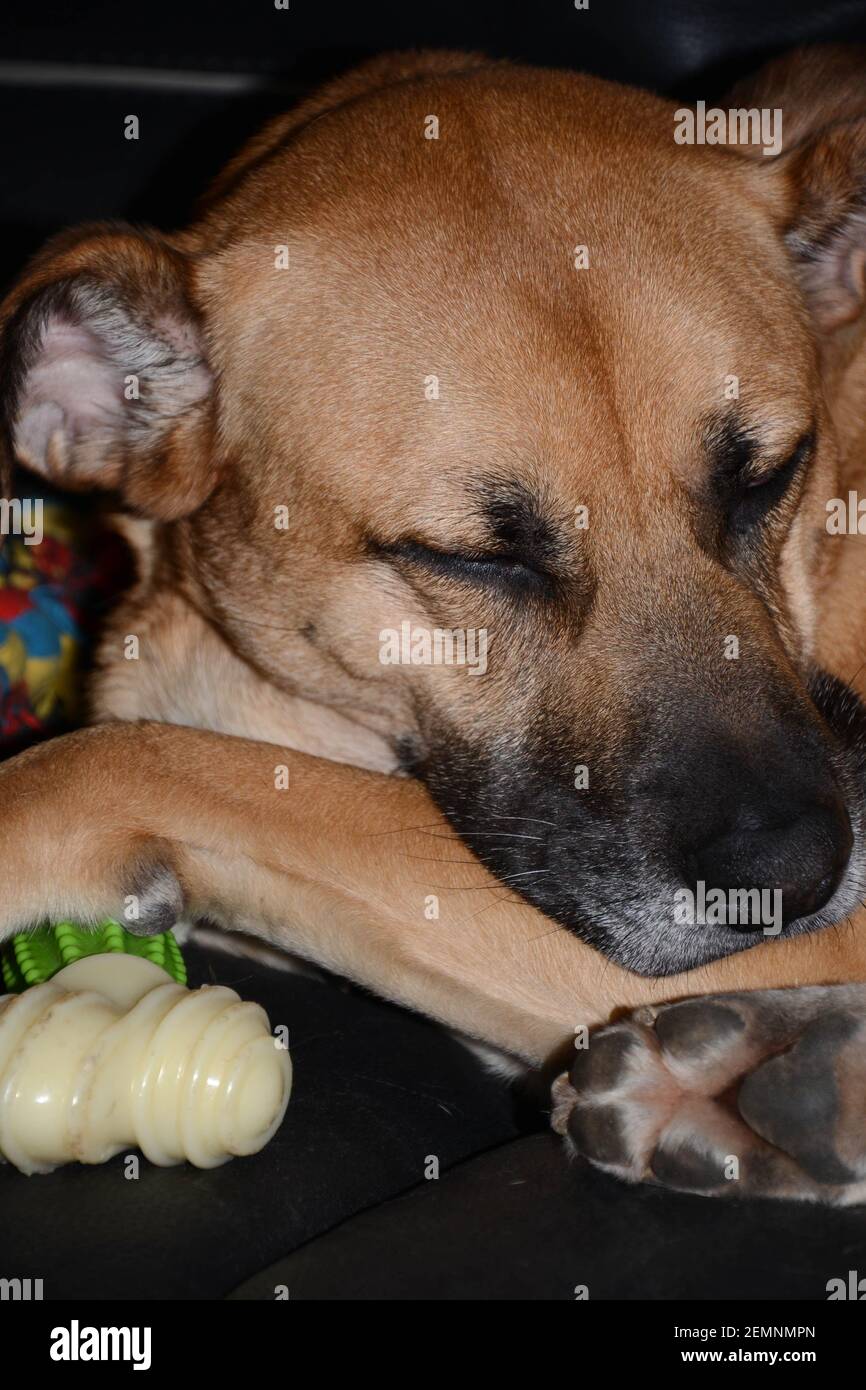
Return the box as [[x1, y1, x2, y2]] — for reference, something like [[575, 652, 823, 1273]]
[[728, 46, 866, 333], [0, 224, 215, 519], [780, 118, 866, 333]]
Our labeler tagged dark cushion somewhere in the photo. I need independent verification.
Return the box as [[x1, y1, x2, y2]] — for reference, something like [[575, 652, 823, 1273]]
[[0, 943, 521, 1299], [229, 1132, 866, 1301]]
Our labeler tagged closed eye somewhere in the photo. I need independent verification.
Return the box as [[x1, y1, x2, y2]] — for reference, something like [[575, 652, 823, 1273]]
[[729, 430, 814, 532], [377, 538, 554, 594]]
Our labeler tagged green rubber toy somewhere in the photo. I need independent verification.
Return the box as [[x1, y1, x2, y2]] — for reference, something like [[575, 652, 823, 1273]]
[[0, 920, 186, 994]]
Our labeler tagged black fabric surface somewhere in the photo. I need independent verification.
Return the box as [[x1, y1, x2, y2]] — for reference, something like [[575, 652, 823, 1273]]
[[230, 1133, 866, 1301], [0, 944, 521, 1299]]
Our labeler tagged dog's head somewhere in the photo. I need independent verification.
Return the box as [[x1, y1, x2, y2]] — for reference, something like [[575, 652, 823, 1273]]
[[5, 47, 866, 974]]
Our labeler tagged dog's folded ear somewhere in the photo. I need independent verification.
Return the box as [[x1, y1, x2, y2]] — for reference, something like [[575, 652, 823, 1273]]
[[728, 46, 866, 334], [779, 120, 866, 333], [0, 223, 216, 519]]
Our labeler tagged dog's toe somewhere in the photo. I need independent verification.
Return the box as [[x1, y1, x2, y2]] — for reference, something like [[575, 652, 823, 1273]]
[[558, 1020, 680, 1182], [654, 997, 745, 1058], [649, 1099, 749, 1191]]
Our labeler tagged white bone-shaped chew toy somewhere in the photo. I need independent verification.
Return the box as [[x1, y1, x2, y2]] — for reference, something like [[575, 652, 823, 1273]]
[[0, 954, 292, 1174]]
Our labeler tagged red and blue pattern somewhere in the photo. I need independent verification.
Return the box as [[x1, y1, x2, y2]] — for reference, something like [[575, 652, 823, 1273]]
[[0, 496, 129, 747]]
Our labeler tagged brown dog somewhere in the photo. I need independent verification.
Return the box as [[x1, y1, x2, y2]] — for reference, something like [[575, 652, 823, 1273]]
[[3, 44, 866, 1202]]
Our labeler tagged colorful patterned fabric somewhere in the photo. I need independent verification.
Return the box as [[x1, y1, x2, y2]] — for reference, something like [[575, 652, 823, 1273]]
[[0, 494, 129, 748]]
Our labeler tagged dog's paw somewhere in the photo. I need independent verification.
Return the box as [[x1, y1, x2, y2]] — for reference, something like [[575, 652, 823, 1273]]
[[0, 848, 184, 945], [551, 985, 866, 1203]]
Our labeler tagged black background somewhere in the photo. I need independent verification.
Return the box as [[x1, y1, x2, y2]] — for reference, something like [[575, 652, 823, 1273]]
[[3, 0, 866, 270]]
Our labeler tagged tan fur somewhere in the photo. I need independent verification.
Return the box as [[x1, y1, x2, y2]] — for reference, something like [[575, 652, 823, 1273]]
[[4, 48, 866, 1066]]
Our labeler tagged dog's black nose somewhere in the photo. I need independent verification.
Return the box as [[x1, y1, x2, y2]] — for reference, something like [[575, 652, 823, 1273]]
[[685, 796, 853, 929]]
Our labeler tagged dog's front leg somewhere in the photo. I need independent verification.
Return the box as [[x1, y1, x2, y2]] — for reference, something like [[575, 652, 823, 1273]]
[[0, 720, 603, 1059], [6, 721, 866, 1072]]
